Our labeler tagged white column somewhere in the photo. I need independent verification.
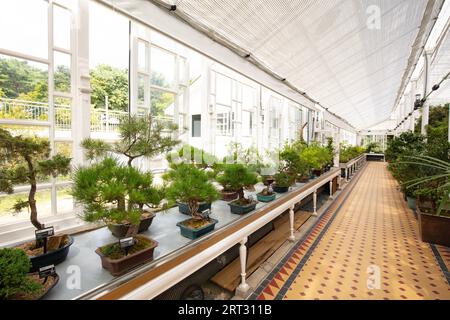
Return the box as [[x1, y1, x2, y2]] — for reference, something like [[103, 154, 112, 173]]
[[409, 80, 417, 131], [329, 180, 334, 199], [236, 237, 251, 298], [289, 205, 295, 242], [313, 190, 317, 216]]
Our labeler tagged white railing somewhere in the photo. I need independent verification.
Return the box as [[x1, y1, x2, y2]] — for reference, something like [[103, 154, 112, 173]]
[[0, 98, 174, 134]]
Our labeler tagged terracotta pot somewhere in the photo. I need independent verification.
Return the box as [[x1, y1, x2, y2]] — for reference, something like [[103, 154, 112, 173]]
[[108, 212, 156, 238], [220, 190, 239, 202], [96, 235, 158, 276], [418, 208, 450, 247]]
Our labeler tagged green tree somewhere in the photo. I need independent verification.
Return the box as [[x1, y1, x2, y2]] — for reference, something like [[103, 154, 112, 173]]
[[0, 128, 71, 229], [90, 64, 129, 111], [54, 65, 71, 93]]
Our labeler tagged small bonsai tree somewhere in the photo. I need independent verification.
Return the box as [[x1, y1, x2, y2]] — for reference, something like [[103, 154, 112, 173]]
[[279, 143, 308, 180], [72, 157, 163, 236], [301, 142, 331, 172], [216, 164, 258, 204], [0, 248, 42, 300], [0, 128, 71, 230], [82, 114, 179, 166], [274, 171, 292, 187], [164, 163, 220, 219]]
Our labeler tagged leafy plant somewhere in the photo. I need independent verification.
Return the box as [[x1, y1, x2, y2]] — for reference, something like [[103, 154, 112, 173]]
[[0, 128, 71, 230], [279, 142, 309, 179], [365, 142, 382, 153], [82, 114, 179, 167], [72, 158, 163, 235], [301, 142, 332, 170], [163, 163, 220, 219], [216, 164, 258, 201], [167, 144, 218, 171], [339, 144, 365, 163], [274, 171, 292, 188], [0, 248, 42, 300]]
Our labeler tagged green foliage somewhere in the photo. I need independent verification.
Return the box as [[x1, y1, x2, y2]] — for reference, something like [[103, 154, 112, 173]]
[[301, 142, 332, 170], [216, 164, 258, 199], [0, 248, 42, 300], [365, 142, 382, 153], [72, 158, 162, 227], [279, 142, 309, 178], [0, 128, 71, 229], [90, 64, 129, 111], [339, 144, 365, 163], [163, 163, 220, 218], [385, 131, 425, 163], [82, 114, 179, 166], [274, 171, 292, 187]]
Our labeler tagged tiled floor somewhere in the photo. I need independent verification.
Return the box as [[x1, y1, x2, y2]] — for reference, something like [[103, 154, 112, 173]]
[[251, 162, 450, 300]]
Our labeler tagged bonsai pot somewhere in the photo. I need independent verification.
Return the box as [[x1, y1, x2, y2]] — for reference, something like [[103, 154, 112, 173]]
[[29, 235, 74, 272], [177, 218, 218, 240], [298, 176, 309, 183], [229, 200, 257, 215], [96, 235, 158, 276], [220, 190, 239, 202], [418, 209, 450, 247], [273, 185, 289, 193], [178, 202, 211, 215], [257, 192, 276, 202], [108, 212, 156, 238], [10, 273, 60, 300], [262, 176, 275, 186]]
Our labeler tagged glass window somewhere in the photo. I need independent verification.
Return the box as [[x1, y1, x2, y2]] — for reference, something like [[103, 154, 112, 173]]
[[192, 114, 201, 137], [216, 108, 234, 136], [242, 85, 256, 109], [0, 54, 49, 122], [179, 57, 187, 85], [151, 89, 175, 118], [53, 4, 71, 50], [138, 74, 146, 106], [89, 1, 129, 113], [138, 40, 148, 72], [216, 73, 232, 105], [0, 0, 48, 58], [242, 110, 253, 136], [54, 51, 71, 93], [57, 185, 74, 214], [151, 46, 176, 89], [54, 97, 71, 138]]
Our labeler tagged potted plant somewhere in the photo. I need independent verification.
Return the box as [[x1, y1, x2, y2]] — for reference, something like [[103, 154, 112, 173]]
[[0, 128, 73, 272], [72, 158, 159, 275], [257, 186, 276, 202], [0, 248, 59, 300], [72, 157, 163, 238], [164, 163, 220, 239], [401, 155, 450, 247], [301, 143, 329, 177], [216, 164, 258, 214], [272, 171, 292, 193], [81, 114, 178, 232], [279, 142, 308, 184]]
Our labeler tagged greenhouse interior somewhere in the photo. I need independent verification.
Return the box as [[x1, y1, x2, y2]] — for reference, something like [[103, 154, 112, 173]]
[[0, 0, 449, 303]]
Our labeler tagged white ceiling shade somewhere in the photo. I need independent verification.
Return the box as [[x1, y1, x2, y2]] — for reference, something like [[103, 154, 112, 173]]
[[148, 0, 442, 129]]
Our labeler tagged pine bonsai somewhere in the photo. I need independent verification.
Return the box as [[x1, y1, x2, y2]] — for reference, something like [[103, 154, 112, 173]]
[[82, 114, 179, 166], [0, 128, 71, 230], [274, 171, 292, 188], [164, 163, 220, 219], [72, 157, 163, 236], [0, 248, 42, 300], [216, 163, 258, 205], [279, 143, 308, 180]]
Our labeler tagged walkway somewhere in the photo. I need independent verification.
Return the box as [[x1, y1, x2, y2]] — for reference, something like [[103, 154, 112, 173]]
[[251, 162, 450, 300]]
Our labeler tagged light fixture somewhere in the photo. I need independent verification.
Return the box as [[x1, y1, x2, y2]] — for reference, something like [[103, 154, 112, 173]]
[[414, 94, 422, 110]]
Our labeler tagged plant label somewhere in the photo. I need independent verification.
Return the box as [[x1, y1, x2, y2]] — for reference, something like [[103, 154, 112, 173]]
[[35, 226, 54, 240], [39, 264, 56, 279], [120, 237, 135, 249]]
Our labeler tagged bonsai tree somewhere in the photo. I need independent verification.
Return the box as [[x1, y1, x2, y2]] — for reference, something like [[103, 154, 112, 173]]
[[274, 171, 292, 187], [301, 142, 330, 172], [164, 163, 220, 219], [0, 128, 71, 230], [216, 163, 258, 204], [72, 157, 163, 236], [279, 142, 308, 180], [82, 114, 179, 166], [0, 248, 42, 300]]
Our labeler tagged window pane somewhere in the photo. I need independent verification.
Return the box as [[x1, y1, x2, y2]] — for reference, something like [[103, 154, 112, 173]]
[[192, 114, 201, 137], [138, 74, 146, 106], [53, 4, 71, 50], [138, 40, 148, 72], [90, 1, 129, 112], [55, 97, 71, 138], [0, 54, 49, 121], [151, 46, 176, 89], [57, 185, 74, 214], [179, 57, 187, 85], [151, 89, 175, 118], [242, 85, 255, 109], [242, 110, 253, 136], [216, 73, 231, 105], [54, 51, 71, 93], [0, 0, 48, 58]]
